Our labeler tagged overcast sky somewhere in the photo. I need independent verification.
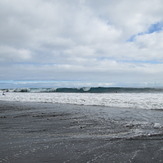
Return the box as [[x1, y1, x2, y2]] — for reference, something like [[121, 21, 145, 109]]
[[0, 0, 163, 88]]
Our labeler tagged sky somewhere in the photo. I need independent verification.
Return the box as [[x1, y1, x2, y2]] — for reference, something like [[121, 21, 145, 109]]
[[0, 0, 163, 88]]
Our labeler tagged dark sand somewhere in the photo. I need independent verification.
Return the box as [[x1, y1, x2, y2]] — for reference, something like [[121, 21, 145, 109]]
[[0, 101, 163, 163]]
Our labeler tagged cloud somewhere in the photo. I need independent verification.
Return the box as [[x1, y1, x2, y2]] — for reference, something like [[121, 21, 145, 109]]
[[0, 0, 163, 87], [0, 46, 31, 62]]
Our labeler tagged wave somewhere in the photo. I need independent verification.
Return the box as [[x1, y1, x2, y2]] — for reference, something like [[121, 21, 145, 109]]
[[3, 87, 163, 93], [1, 91, 163, 110]]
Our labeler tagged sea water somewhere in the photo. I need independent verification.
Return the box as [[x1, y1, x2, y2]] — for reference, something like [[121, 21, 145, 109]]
[[0, 91, 163, 111]]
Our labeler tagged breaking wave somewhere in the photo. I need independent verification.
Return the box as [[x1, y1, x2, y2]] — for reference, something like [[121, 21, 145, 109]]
[[3, 87, 163, 93]]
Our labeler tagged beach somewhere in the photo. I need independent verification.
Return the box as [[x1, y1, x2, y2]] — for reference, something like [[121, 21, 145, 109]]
[[0, 100, 163, 163]]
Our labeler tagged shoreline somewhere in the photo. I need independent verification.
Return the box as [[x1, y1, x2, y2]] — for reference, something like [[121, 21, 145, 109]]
[[0, 101, 163, 163]]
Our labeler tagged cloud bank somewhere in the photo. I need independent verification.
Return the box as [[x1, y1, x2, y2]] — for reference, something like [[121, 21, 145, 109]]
[[0, 0, 163, 87]]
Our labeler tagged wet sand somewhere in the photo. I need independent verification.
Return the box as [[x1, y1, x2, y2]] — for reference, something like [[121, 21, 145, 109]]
[[0, 101, 163, 163]]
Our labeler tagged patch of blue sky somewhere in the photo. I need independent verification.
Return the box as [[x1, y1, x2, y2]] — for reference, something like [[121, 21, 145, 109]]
[[119, 60, 163, 64], [0, 80, 15, 84], [0, 80, 90, 84], [127, 32, 144, 42], [147, 22, 163, 34], [98, 56, 117, 61], [97, 57, 163, 64], [128, 22, 163, 42], [5, 62, 59, 66]]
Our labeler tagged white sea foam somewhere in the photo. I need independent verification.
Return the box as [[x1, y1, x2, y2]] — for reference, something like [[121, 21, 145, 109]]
[[0, 92, 163, 110]]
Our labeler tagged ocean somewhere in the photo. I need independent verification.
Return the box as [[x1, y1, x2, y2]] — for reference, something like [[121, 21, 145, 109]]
[[1, 87, 163, 110]]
